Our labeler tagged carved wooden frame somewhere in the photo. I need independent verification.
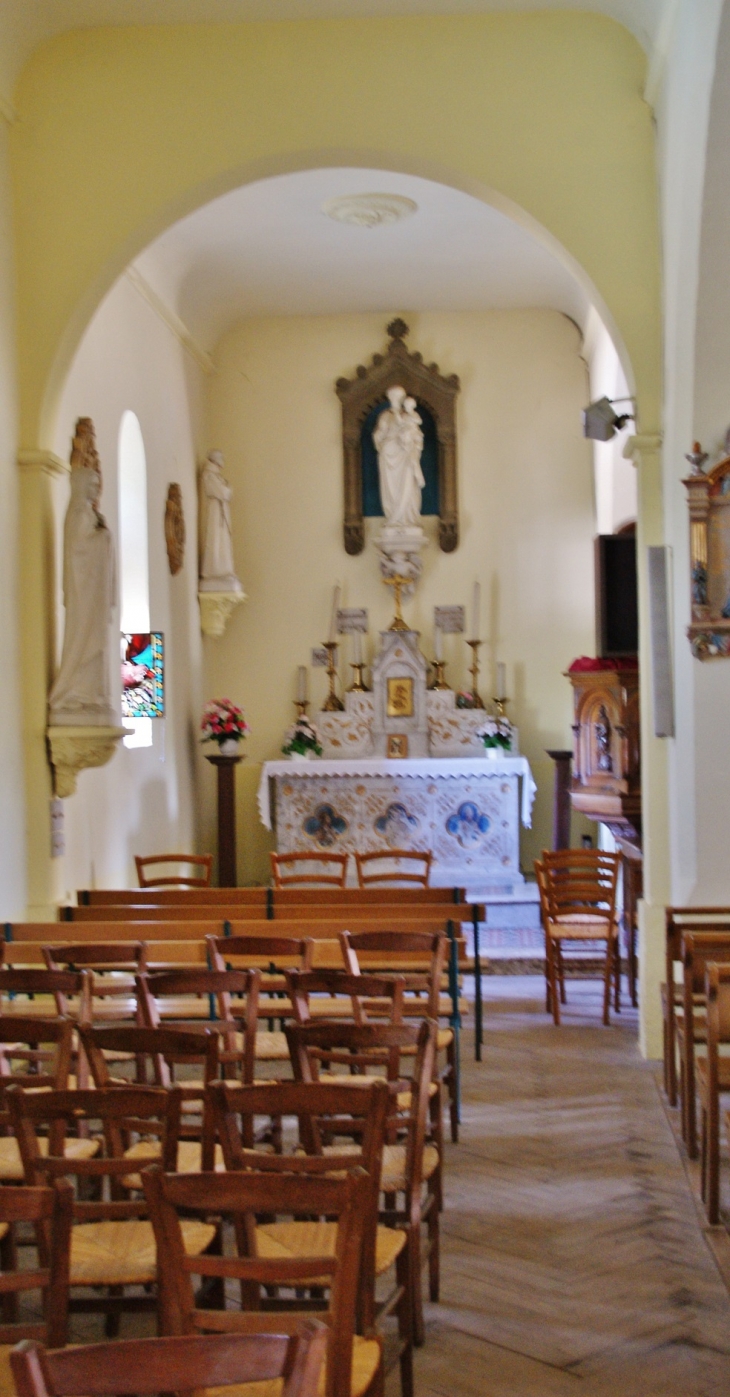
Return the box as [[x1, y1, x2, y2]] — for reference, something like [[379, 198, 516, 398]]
[[683, 444, 730, 658], [336, 319, 460, 555]]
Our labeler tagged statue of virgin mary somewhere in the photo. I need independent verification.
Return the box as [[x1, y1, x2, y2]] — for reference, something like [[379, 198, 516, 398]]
[[48, 419, 117, 726], [373, 386, 425, 528]]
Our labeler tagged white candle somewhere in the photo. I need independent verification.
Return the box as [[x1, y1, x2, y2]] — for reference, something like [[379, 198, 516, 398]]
[[353, 631, 362, 666], [296, 665, 307, 703], [328, 585, 341, 644], [471, 582, 481, 641], [434, 624, 443, 662], [497, 661, 506, 700]]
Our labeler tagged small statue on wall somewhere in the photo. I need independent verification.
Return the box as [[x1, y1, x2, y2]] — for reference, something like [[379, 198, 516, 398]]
[[374, 387, 425, 528], [48, 418, 117, 727], [199, 450, 243, 593]]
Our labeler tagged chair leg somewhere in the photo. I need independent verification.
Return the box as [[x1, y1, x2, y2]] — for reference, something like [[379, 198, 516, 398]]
[[706, 1094, 721, 1225], [427, 1192, 439, 1304], [408, 1224, 425, 1347], [667, 1013, 678, 1107], [446, 1039, 459, 1144], [395, 1235, 414, 1397], [546, 940, 560, 1026], [614, 936, 621, 1013], [686, 1056, 698, 1160], [700, 1105, 708, 1202], [0, 1225, 17, 1323], [602, 943, 612, 1026], [429, 1085, 445, 1211]]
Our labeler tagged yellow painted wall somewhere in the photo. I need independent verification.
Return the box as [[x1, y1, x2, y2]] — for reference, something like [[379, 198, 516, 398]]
[[9, 13, 660, 450], [205, 309, 595, 883]]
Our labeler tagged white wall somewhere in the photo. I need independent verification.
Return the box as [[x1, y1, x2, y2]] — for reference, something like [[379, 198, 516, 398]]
[[0, 119, 27, 916], [204, 308, 596, 884], [583, 305, 637, 536], [51, 272, 206, 896]]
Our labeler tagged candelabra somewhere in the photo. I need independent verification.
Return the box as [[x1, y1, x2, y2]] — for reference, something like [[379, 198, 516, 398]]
[[322, 641, 345, 711], [466, 639, 485, 708], [348, 663, 370, 693], [428, 660, 450, 691]]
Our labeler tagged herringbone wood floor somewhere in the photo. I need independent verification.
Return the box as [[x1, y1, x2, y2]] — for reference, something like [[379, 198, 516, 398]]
[[399, 977, 730, 1397]]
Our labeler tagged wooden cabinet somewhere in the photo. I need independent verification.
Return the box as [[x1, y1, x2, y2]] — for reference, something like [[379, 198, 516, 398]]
[[567, 666, 641, 842]]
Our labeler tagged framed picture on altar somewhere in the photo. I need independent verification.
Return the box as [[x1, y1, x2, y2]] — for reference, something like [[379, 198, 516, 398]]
[[387, 733, 409, 758], [387, 676, 414, 718]]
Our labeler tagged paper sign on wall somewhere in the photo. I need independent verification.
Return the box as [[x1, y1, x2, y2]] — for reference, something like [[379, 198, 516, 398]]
[[336, 608, 368, 633], [434, 606, 465, 633], [311, 647, 332, 667]]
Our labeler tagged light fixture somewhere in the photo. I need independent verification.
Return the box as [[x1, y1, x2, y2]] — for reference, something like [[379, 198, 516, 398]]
[[321, 194, 418, 228], [582, 396, 635, 442]]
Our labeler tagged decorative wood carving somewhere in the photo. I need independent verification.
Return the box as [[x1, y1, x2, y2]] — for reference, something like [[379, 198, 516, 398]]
[[164, 483, 185, 575], [567, 666, 641, 842], [682, 442, 730, 657], [336, 319, 460, 556]]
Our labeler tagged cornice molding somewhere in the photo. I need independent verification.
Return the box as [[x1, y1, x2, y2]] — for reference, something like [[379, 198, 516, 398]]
[[17, 448, 68, 477], [125, 265, 215, 375]]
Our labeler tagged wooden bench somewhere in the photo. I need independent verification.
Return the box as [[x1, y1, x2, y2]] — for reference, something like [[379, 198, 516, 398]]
[[662, 908, 730, 1106]]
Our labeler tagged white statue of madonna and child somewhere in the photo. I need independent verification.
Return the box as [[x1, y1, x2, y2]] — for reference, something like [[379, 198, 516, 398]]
[[48, 418, 117, 728], [373, 386, 426, 582]]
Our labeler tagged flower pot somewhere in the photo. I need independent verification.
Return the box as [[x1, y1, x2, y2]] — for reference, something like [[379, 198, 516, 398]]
[[219, 738, 242, 756], [485, 747, 500, 760], [287, 751, 313, 761]]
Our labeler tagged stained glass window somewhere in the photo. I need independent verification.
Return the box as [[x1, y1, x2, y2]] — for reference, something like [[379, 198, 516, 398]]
[[121, 632, 164, 719]]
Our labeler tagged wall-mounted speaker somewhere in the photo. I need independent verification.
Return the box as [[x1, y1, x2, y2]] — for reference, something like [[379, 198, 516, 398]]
[[648, 545, 675, 738]]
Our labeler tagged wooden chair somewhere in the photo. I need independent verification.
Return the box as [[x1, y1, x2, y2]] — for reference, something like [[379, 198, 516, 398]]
[[340, 929, 456, 1150], [286, 970, 405, 1028], [78, 1023, 223, 1174], [206, 935, 313, 1065], [8, 1084, 216, 1337], [662, 909, 730, 1108], [135, 854, 214, 888], [676, 933, 730, 1158], [142, 1163, 381, 1397], [270, 852, 349, 889], [0, 1017, 99, 1183], [695, 962, 730, 1223], [536, 850, 621, 1025], [10, 1325, 329, 1397], [354, 851, 432, 889], [0, 1181, 73, 1364], [210, 1077, 412, 1397], [287, 1019, 438, 1347], [135, 968, 260, 1081]]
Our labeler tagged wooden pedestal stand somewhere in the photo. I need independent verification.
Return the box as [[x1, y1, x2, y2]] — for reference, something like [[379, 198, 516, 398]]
[[205, 754, 242, 887]]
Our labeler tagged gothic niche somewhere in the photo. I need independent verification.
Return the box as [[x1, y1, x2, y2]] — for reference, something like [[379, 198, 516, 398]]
[[336, 319, 460, 556]]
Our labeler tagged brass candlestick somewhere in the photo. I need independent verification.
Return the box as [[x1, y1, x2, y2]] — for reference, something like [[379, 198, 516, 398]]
[[384, 574, 410, 631], [428, 660, 451, 691], [348, 663, 370, 693], [467, 639, 485, 708], [294, 700, 310, 718], [493, 696, 509, 719], [322, 641, 345, 711]]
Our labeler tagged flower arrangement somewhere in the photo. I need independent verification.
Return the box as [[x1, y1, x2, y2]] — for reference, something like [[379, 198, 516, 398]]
[[282, 715, 323, 758], [474, 716, 512, 751], [455, 690, 478, 709], [200, 698, 249, 746]]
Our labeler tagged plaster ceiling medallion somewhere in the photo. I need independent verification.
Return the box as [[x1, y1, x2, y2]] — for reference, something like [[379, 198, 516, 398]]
[[322, 193, 418, 229]]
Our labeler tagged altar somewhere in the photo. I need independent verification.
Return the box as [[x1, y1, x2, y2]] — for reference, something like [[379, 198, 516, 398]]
[[257, 755, 536, 893]]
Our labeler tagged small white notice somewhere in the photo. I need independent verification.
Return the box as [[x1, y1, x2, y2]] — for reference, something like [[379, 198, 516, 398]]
[[50, 797, 65, 858], [311, 647, 332, 667], [336, 608, 368, 633], [435, 606, 465, 633]]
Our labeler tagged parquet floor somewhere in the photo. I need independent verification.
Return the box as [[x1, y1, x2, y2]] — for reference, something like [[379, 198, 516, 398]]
[[402, 977, 730, 1397]]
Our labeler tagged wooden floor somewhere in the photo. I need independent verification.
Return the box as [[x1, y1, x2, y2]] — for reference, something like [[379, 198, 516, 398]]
[[401, 977, 730, 1397]]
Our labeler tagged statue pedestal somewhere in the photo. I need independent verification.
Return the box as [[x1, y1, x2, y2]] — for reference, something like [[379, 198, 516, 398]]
[[47, 725, 126, 798], [198, 589, 246, 639], [206, 754, 243, 885]]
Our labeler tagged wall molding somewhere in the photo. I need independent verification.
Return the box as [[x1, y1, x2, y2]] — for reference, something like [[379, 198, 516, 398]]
[[17, 448, 68, 477], [125, 264, 215, 375]]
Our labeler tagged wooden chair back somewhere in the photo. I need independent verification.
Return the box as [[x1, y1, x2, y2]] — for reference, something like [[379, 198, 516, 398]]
[[270, 852, 348, 888], [0, 968, 90, 1024], [683, 932, 730, 996], [206, 935, 313, 1000], [285, 969, 405, 1027], [10, 1326, 329, 1397], [340, 930, 447, 1020], [0, 1182, 73, 1350], [135, 969, 260, 1082], [0, 1018, 75, 1107], [42, 943, 147, 1012], [539, 848, 620, 919], [135, 854, 213, 888], [141, 1163, 372, 1397], [354, 850, 432, 888]]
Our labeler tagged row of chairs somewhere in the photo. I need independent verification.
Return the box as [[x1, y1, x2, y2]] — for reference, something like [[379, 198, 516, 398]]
[[134, 850, 433, 890]]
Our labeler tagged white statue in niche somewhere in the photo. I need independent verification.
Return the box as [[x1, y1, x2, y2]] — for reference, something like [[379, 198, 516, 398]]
[[48, 418, 117, 727], [373, 386, 425, 528], [199, 450, 242, 592]]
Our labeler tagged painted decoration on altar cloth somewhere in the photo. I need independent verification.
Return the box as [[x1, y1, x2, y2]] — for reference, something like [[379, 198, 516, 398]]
[[445, 801, 490, 848], [303, 803, 348, 847], [121, 632, 164, 718], [375, 801, 420, 845]]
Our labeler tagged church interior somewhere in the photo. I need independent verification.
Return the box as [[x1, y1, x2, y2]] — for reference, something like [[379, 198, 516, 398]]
[[0, 1, 729, 1393]]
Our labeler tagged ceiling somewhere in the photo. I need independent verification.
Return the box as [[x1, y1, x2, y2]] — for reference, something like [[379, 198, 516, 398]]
[[131, 166, 591, 352], [0, 0, 667, 99]]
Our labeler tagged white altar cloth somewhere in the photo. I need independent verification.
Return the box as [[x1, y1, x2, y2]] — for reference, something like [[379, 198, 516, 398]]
[[257, 757, 536, 828], [257, 756, 536, 892]]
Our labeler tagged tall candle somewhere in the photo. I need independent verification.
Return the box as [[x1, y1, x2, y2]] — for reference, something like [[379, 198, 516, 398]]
[[353, 631, 362, 666], [496, 662, 506, 701], [296, 665, 307, 703], [471, 582, 481, 641], [434, 624, 443, 662], [328, 585, 341, 644]]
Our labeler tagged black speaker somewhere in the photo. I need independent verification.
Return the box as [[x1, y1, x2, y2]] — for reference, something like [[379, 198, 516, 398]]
[[595, 533, 638, 657]]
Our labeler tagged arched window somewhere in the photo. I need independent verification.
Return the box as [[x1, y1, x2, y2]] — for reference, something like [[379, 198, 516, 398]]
[[118, 410, 152, 748]]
